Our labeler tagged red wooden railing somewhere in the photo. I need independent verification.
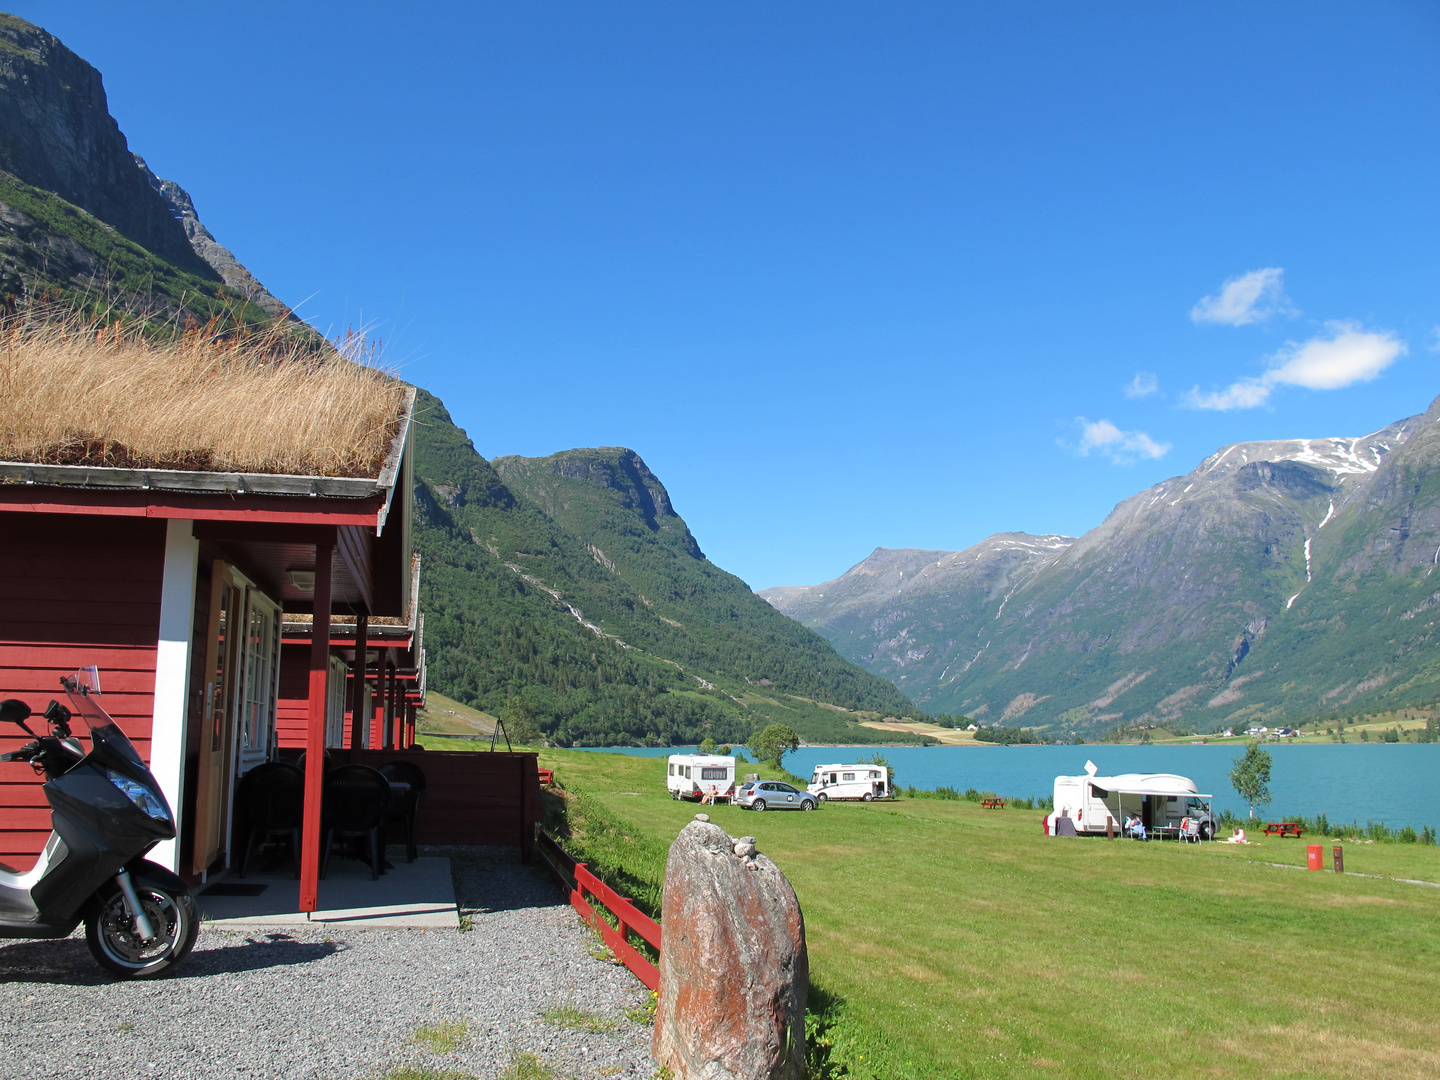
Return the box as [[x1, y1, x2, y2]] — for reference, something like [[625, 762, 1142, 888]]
[[536, 829, 662, 990]]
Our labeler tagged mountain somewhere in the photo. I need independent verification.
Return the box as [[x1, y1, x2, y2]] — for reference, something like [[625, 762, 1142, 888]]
[[762, 398, 1440, 734], [0, 14, 284, 327], [412, 394, 922, 746], [0, 13, 913, 750]]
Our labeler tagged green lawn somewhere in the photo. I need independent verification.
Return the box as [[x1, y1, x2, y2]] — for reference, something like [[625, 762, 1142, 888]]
[[539, 748, 1440, 1080]]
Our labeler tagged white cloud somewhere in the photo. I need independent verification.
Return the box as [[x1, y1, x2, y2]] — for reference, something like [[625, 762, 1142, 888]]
[[1071, 417, 1171, 465], [1185, 321, 1406, 411], [1124, 372, 1159, 399], [1428, 326, 1440, 353], [1190, 267, 1291, 326]]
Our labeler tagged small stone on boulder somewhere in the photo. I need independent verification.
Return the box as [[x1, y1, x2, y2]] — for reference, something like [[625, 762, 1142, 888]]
[[694, 813, 710, 822]]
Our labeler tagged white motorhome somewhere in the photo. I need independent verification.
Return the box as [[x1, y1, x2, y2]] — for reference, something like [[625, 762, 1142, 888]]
[[807, 763, 891, 802], [1045, 760, 1217, 839], [666, 755, 737, 802]]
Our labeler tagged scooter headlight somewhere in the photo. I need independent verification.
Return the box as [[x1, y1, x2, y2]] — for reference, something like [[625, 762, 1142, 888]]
[[107, 770, 172, 824]]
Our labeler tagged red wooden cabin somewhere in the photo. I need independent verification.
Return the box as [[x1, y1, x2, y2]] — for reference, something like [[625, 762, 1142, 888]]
[[1, 384, 538, 909]]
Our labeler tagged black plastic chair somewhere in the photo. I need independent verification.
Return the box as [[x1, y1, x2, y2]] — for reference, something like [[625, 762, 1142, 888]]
[[320, 765, 391, 880], [296, 748, 332, 775], [236, 761, 305, 879], [378, 761, 428, 863]]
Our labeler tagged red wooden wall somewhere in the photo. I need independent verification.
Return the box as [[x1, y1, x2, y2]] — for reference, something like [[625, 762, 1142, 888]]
[[276, 644, 400, 752], [0, 513, 166, 869], [275, 642, 311, 749]]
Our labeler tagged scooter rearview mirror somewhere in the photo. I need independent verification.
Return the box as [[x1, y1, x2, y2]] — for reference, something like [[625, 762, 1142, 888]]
[[0, 698, 35, 735]]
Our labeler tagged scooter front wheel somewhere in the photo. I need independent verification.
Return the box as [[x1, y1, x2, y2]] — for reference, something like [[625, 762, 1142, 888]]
[[85, 872, 199, 979]]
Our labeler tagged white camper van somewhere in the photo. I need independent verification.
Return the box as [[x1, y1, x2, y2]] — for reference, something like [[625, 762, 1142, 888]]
[[1045, 761, 1217, 838], [666, 755, 737, 802], [807, 763, 891, 802]]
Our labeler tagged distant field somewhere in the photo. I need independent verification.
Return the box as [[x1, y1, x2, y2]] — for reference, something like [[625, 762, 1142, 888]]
[[539, 747, 1440, 1080], [861, 719, 983, 745], [415, 691, 497, 738]]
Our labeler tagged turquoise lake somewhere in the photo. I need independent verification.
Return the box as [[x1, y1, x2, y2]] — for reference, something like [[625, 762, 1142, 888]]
[[578, 743, 1440, 830]]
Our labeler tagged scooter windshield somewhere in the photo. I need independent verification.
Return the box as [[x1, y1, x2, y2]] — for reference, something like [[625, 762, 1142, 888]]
[[61, 666, 144, 767]]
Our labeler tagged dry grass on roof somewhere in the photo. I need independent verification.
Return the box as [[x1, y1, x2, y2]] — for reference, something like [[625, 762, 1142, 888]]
[[0, 311, 407, 477]]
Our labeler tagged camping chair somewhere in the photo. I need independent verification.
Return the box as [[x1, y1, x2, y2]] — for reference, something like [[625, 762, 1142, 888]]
[[236, 761, 305, 878], [320, 765, 391, 880], [378, 760, 428, 863], [1180, 817, 1201, 843]]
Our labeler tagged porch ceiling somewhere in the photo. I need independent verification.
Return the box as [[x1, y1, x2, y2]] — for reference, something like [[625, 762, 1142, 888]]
[[206, 537, 368, 615]]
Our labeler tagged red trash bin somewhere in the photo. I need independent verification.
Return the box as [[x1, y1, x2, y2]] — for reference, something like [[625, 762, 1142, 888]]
[[1307, 844, 1323, 871]]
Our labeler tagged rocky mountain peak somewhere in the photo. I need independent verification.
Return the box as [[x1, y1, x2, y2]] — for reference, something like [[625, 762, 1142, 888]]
[[0, 14, 211, 274], [764, 395, 1440, 732], [133, 154, 294, 320]]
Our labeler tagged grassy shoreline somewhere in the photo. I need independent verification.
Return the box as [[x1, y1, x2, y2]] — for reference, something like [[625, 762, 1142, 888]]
[[536, 746, 1440, 1079]]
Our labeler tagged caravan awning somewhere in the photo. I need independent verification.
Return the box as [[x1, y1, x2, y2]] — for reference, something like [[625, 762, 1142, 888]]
[[1091, 782, 1213, 799]]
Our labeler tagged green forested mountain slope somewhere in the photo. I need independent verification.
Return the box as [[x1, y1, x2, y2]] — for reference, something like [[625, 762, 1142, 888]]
[[412, 392, 921, 746], [765, 396, 1440, 735]]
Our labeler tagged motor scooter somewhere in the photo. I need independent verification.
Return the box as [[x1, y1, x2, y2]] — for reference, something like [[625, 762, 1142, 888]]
[[0, 666, 198, 977]]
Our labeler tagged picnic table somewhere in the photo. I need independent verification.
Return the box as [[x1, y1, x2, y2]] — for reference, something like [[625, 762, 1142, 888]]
[[981, 797, 1005, 809], [1264, 821, 1304, 838], [537, 768, 554, 788]]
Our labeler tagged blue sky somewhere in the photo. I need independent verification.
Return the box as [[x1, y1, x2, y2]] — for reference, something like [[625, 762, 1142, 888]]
[[20, 2, 1440, 588]]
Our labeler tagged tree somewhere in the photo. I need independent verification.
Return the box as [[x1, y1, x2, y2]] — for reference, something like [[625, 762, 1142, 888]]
[[1229, 740, 1273, 818], [499, 695, 544, 747], [857, 753, 894, 789], [698, 737, 717, 754], [748, 723, 800, 770]]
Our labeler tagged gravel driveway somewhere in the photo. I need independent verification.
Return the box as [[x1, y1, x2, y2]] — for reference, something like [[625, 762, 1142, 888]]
[[0, 848, 657, 1080]]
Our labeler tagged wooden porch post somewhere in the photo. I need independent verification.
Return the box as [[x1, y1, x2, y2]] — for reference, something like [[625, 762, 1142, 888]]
[[349, 612, 368, 749], [299, 540, 333, 913]]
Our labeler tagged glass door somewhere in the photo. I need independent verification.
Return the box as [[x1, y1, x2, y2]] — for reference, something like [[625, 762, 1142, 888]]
[[191, 563, 240, 876]]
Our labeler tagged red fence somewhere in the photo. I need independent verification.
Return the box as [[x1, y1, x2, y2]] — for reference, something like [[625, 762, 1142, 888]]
[[536, 829, 662, 990]]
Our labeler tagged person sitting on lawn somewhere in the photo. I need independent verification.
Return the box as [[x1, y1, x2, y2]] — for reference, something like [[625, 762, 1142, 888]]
[[1222, 827, 1249, 844], [1126, 813, 1146, 840]]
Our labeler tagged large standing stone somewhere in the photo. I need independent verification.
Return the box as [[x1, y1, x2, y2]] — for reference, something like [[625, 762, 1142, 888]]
[[653, 820, 808, 1080]]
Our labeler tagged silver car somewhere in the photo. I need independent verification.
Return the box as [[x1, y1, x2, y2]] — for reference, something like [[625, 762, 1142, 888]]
[[734, 780, 816, 812]]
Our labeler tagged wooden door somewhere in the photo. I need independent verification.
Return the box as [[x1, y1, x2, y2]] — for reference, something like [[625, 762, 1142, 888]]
[[191, 563, 240, 876]]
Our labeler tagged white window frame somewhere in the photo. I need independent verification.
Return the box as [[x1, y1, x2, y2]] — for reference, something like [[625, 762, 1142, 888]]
[[235, 589, 282, 775], [325, 655, 348, 748]]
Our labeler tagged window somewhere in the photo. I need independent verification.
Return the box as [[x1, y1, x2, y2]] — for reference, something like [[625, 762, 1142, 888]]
[[668, 763, 675, 776], [684, 766, 691, 779], [325, 655, 348, 748], [843, 772, 856, 781], [236, 591, 281, 772], [870, 771, 880, 779], [701, 767, 727, 780]]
